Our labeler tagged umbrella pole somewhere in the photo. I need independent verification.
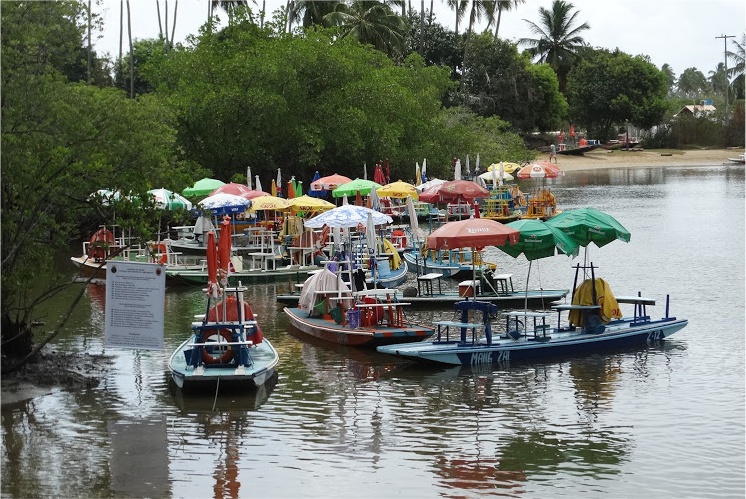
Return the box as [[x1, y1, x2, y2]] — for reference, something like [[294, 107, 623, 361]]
[[524, 260, 532, 312], [472, 248, 477, 303]]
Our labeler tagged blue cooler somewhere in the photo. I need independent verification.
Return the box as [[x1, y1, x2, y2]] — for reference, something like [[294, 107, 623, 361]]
[[347, 309, 361, 329], [377, 258, 391, 277]]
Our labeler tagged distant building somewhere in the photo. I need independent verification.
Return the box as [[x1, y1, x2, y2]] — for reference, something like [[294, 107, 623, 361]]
[[673, 103, 717, 119]]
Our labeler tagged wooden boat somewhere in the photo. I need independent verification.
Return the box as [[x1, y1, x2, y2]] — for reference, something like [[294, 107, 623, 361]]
[[482, 185, 526, 223], [168, 284, 279, 389], [727, 153, 745, 165], [377, 269, 688, 366], [283, 268, 434, 347], [522, 187, 561, 221]]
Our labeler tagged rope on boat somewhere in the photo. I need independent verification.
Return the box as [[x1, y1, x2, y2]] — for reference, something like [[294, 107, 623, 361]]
[[212, 377, 221, 411]]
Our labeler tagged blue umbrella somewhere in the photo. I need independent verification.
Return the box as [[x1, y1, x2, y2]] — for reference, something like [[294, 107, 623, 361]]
[[308, 171, 326, 198], [198, 193, 250, 215]]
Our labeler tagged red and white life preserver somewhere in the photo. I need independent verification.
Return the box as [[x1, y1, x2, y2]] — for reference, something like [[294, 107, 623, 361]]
[[87, 228, 116, 261], [150, 242, 168, 265], [202, 296, 263, 365]]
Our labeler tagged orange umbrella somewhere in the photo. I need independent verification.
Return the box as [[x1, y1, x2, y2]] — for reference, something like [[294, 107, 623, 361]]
[[206, 230, 218, 297], [218, 215, 232, 285]]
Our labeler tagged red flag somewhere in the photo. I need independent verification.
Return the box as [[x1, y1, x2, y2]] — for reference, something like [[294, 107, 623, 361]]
[[569, 124, 575, 138]]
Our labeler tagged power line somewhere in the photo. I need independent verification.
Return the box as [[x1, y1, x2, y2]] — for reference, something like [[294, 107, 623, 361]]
[[715, 34, 735, 120]]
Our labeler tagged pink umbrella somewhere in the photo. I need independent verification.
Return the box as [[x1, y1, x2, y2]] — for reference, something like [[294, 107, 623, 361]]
[[241, 189, 270, 200], [418, 183, 444, 204], [210, 182, 255, 197], [427, 218, 519, 251], [516, 162, 564, 180], [310, 173, 353, 191]]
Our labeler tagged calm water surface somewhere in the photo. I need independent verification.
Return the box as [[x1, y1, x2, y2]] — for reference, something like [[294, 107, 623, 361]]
[[2, 164, 744, 498]]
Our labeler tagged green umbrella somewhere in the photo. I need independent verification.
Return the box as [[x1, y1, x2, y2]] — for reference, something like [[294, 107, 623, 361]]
[[545, 207, 630, 248], [501, 219, 580, 261], [332, 178, 382, 197], [182, 178, 226, 197], [499, 218, 580, 311]]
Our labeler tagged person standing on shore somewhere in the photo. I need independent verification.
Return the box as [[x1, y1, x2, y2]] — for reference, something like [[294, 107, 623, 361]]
[[549, 143, 557, 163]]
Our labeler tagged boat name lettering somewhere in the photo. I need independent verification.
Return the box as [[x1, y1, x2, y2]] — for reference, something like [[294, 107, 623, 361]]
[[470, 351, 492, 365], [647, 330, 664, 342]]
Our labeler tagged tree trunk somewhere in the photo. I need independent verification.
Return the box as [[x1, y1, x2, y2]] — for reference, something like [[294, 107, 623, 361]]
[[494, 6, 502, 38], [87, 0, 92, 84], [127, 0, 134, 98], [419, 0, 425, 55], [170, 1, 178, 51], [119, 0, 124, 78]]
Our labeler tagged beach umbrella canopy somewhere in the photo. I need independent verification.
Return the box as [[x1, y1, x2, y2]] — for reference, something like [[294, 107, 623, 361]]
[[426, 218, 519, 251], [198, 193, 250, 215], [517, 162, 563, 180], [418, 183, 444, 204], [286, 195, 335, 212], [210, 182, 254, 198], [479, 170, 514, 182], [377, 180, 419, 200], [545, 207, 630, 248], [500, 219, 580, 261], [437, 180, 489, 203], [332, 178, 382, 197], [249, 195, 290, 211], [308, 171, 326, 197], [487, 162, 522, 174], [417, 178, 446, 192], [246, 166, 252, 189], [183, 178, 225, 197], [454, 159, 462, 180], [148, 188, 192, 210], [241, 189, 270, 200], [304, 205, 393, 229], [311, 173, 352, 191]]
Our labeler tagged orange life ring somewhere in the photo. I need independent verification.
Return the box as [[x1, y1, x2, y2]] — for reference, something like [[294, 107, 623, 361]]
[[88, 228, 115, 261], [200, 329, 234, 365], [151, 242, 168, 264], [202, 295, 264, 364]]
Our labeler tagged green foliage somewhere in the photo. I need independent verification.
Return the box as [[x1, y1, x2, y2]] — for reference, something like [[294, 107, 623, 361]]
[[676, 67, 709, 98], [566, 49, 667, 141], [460, 33, 567, 133], [143, 24, 456, 185]]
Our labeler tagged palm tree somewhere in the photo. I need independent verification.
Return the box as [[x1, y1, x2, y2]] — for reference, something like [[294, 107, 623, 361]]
[[209, 0, 254, 26], [492, 0, 525, 39], [661, 63, 676, 94], [290, 0, 340, 27], [519, 0, 589, 93], [446, 0, 468, 35], [462, 0, 496, 81], [727, 33, 745, 100], [324, 0, 407, 57], [126, 0, 133, 98]]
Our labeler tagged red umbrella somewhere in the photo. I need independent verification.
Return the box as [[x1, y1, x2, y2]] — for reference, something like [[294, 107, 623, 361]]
[[287, 180, 296, 199], [218, 215, 232, 285], [516, 162, 564, 180], [206, 230, 219, 297], [210, 182, 255, 197], [310, 173, 353, 191], [558, 131, 564, 142], [373, 163, 386, 186], [418, 184, 441, 204], [427, 218, 519, 251], [437, 180, 489, 203]]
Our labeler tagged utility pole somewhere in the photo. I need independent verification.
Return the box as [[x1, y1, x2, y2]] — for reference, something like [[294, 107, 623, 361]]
[[716, 34, 735, 121]]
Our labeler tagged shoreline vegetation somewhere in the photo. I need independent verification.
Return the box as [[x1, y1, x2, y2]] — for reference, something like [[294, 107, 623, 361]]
[[547, 148, 742, 172]]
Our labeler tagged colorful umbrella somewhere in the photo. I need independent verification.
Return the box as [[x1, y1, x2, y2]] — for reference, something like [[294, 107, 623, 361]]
[[487, 162, 522, 174], [304, 205, 392, 229], [377, 180, 419, 200], [210, 182, 254, 198], [437, 180, 489, 203], [286, 195, 335, 212], [545, 207, 630, 249], [332, 178, 382, 197], [249, 195, 290, 211], [183, 178, 225, 197], [478, 171, 513, 182], [516, 162, 564, 180], [148, 188, 192, 210], [308, 171, 326, 198], [311, 173, 352, 191], [241, 189, 270, 200], [373, 163, 386, 185], [198, 193, 250, 215]]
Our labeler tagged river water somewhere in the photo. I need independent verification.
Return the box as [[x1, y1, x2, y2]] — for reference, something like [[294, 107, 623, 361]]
[[2, 163, 744, 498]]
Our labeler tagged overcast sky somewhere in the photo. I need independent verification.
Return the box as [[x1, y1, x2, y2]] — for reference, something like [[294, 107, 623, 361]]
[[95, 0, 745, 78]]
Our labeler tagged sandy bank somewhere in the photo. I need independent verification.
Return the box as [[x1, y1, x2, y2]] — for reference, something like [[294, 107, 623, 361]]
[[549, 148, 742, 173]]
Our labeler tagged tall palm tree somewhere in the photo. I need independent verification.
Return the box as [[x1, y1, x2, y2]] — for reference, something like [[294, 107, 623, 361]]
[[492, 0, 525, 39], [290, 0, 339, 27], [126, 0, 133, 98], [462, 0, 496, 81], [446, 0, 468, 35], [324, 0, 407, 57], [209, 0, 254, 26], [727, 33, 745, 100], [661, 63, 676, 95], [519, 0, 589, 93]]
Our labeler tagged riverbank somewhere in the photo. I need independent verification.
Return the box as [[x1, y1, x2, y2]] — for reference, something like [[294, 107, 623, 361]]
[[552, 148, 742, 172]]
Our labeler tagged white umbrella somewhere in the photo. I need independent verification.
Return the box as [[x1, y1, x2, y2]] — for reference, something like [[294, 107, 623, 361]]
[[417, 178, 446, 192], [148, 188, 193, 210], [422, 158, 427, 183], [363, 162, 368, 180], [304, 205, 393, 229], [465, 155, 470, 177], [406, 195, 424, 244], [246, 166, 252, 189], [480, 170, 513, 183], [454, 159, 462, 180], [276, 168, 282, 196], [368, 187, 381, 211], [499, 161, 505, 186], [476, 153, 480, 174], [255, 175, 263, 193], [198, 193, 250, 215]]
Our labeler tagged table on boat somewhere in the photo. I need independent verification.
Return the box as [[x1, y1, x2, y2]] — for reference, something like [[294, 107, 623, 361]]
[[551, 304, 601, 332], [433, 320, 484, 344], [503, 311, 552, 340], [356, 301, 411, 327], [615, 295, 655, 323], [417, 273, 444, 296]]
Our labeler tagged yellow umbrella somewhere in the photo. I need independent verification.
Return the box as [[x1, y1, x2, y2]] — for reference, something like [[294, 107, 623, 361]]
[[286, 195, 335, 211], [377, 180, 419, 200], [487, 162, 522, 174], [249, 195, 290, 211]]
